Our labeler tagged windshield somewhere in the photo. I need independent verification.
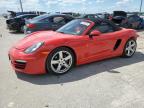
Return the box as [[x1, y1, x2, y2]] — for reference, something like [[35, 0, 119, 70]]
[[57, 19, 91, 35]]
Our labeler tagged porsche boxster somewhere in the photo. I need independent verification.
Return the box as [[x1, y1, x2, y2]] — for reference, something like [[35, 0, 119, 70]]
[[9, 19, 138, 75]]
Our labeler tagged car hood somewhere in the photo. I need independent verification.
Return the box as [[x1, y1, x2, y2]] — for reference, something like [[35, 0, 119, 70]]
[[14, 31, 73, 50]]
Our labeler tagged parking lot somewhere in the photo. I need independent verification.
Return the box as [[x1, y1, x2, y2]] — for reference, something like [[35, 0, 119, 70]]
[[0, 16, 144, 108]]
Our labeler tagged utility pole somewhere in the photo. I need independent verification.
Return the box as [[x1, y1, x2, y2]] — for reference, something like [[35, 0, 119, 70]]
[[140, 0, 143, 14], [19, 0, 23, 12]]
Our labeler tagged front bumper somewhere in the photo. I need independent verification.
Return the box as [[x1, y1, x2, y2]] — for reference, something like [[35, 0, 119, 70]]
[[9, 47, 48, 74]]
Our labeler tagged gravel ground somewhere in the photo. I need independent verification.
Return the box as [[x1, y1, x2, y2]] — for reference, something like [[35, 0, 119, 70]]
[[0, 17, 144, 108]]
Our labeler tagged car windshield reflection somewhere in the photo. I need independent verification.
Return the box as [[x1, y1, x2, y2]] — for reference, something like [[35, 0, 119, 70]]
[[57, 19, 91, 35]]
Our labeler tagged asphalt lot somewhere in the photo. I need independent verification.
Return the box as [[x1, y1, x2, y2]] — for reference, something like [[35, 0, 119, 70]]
[[0, 17, 144, 108]]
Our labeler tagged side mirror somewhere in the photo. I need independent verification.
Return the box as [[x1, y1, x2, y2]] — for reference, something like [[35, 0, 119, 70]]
[[89, 30, 101, 38]]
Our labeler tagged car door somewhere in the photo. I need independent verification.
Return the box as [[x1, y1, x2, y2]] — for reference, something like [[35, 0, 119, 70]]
[[85, 22, 120, 60]]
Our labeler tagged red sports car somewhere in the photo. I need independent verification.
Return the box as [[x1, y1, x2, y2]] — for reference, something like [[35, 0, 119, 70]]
[[9, 19, 138, 75]]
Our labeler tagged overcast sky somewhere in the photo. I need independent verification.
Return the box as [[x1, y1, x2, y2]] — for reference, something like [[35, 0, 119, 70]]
[[0, 0, 143, 14]]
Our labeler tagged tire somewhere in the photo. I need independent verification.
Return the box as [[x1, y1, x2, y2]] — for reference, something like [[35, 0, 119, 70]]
[[46, 47, 75, 75], [122, 39, 137, 58]]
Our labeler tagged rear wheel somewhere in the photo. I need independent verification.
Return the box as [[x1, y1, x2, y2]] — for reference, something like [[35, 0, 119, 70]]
[[122, 39, 137, 58], [46, 47, 75, 75]]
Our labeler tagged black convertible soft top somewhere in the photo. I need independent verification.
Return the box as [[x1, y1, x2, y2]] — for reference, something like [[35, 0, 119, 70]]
[[89, 17, 121, 31]]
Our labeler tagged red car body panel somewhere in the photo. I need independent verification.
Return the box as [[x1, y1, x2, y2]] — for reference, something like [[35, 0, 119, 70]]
[[9, 21, 138, 74]]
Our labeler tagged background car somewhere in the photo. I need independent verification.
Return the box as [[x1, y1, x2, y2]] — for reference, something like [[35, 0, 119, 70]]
[[24, 14, 74, 34], [6, 14, 38, 32], [9, 18, 138, 75], [6, 10, 46, 18], [96, 13, 112, 19], [111, 11, 128, 27], [111, 11, 144, 29], [127, 14, 144, 29]]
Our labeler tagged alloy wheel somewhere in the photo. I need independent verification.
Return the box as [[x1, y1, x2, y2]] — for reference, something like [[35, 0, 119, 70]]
[[50, 51, 73, 74], [125, 39, 136, 57]]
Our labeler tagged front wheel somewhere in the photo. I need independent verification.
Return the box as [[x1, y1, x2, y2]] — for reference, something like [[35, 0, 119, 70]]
[[46, 47, 75, 75], [122, 39, 137, 58]]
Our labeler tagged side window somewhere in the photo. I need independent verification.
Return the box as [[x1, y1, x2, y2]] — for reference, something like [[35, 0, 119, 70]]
[[41, 18, 49, 22], [52, 17, 66, 24], [92, 22, 114, 33]]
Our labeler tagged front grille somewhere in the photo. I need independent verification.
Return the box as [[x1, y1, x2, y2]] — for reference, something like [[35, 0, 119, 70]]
[[14, 60, 26, 69]]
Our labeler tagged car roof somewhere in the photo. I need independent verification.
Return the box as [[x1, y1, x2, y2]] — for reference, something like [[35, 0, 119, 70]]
[[42, 13, 73, 17], [16, 14, 37, 18], [31, 13, 74, 21]]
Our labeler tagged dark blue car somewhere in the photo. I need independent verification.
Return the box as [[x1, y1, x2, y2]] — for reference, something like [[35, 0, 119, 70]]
[[24, 14, 74, 34], [127, 14, 144, 29]]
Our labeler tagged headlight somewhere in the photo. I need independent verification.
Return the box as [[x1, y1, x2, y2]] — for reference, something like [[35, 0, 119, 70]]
[[24, 42, 44, 54]]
